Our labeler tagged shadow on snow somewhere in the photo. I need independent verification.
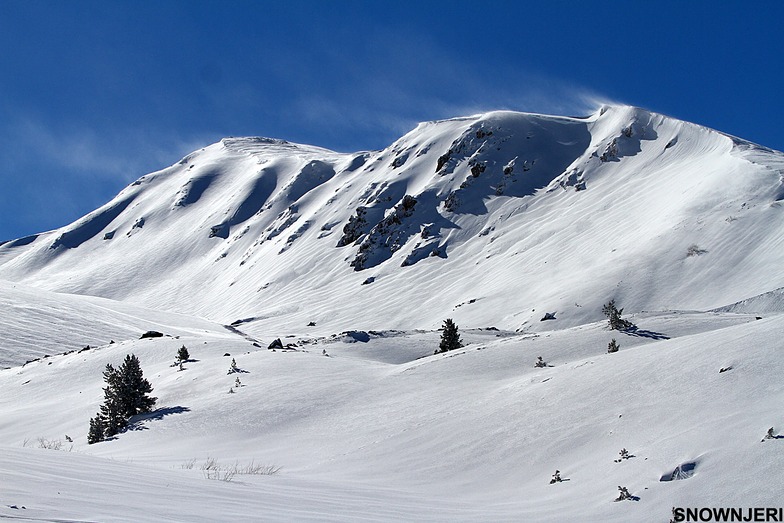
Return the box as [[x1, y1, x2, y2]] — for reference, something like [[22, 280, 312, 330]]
[[127, 406, 191, 431]]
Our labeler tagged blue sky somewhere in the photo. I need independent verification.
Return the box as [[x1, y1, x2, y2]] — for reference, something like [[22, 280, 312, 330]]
[[1, 1, 782, 241]]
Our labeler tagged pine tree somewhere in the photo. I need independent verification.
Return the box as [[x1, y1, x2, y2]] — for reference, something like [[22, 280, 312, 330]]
[[176, 345, 190, 363], [100, 364, 125, 437], [116, 354, 157, 418], [614, 485, 632, 501], [602, 300, 634, 331], [87, 415, 106, 444], [91, 354, 156, 440], [436, 319, 462, 354], [607, 338, 619, 353], [614, 448, 633, 462]]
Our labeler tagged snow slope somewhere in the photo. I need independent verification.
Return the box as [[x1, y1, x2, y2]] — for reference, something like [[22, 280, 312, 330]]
[[0, 279, 231, 368], [0, 299, 781, 522], [1, 106, 783, 335]]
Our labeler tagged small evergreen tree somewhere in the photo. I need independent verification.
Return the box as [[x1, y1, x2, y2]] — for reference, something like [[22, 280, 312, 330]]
[[614, 485, 632, 502], [176, 345, 190, 363], [89, 354, 156, 442], [550, 470, 562, 484], [436, 319, 462, 354], [614, 448, 632, 462], [87, 415, 106, 444], [228, 358, 240, 374], [607, 338, 619, 353], [99, 364, 126, 437], [117, 354, 157, 418], [602, 300, 634, 331], [534, 356, 548, 368]]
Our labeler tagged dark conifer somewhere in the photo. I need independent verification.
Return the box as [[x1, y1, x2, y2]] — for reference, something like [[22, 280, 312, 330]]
[[436, 319, 462, 354], [100, 364, 125, 437], [90, 354, 156, 440], [87, 415, 105, 444], [176, 345, 190, 363], [117, 354, 157, 417], [602, 300, 634, 331], [614, 485, 632, 501]]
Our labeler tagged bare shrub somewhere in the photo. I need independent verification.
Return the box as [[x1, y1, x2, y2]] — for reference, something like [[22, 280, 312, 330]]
[[237, 460, 282, 476], [23, 437, 73, 452], [198, 458, 280, 481], [201, 457, 233, 481], [686, 244, 708, 257]]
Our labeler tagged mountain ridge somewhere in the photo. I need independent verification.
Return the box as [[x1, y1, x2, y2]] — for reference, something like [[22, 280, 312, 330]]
[[1, 105, 783, 336]]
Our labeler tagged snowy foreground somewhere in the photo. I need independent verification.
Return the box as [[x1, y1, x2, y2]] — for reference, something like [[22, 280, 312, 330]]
[[1, 283, 782, 521], [1, 105, 783, 521]]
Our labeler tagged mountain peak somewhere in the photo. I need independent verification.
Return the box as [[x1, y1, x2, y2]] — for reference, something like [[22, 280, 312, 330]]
[[1, 109, 783, 335]]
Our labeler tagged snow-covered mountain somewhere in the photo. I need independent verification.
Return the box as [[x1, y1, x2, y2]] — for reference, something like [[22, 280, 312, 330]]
[[2, 105, 783, 337], [1, 106, 783, 522]]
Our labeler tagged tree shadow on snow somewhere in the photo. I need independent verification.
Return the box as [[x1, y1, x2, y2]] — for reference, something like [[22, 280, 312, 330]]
[[127, 406, 190, 431], [622, 327, 669, 340]]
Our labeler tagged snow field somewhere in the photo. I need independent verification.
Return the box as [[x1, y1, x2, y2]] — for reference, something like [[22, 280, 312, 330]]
[[1, 305, 781, 521]]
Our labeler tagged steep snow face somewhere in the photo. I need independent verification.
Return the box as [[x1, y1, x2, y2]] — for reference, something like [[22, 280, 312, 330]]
[[1, 106, 783, 334]]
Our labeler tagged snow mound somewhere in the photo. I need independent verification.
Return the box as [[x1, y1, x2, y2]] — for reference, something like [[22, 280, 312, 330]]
[[712, 286, 784, 314]]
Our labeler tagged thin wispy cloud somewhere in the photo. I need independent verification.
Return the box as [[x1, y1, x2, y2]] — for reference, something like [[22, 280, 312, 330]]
[[6, 117, 212, 184], [270, 30, 617, 152], [0, 111, 216, 239]]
